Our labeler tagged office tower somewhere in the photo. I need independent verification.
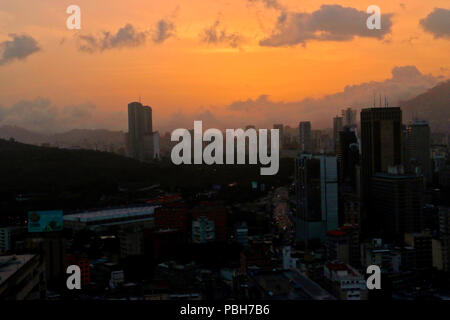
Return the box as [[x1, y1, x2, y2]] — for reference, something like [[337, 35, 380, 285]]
[[127, 101, 158, 161], [333, 116, 343, 154], [360, 107, 403, 236], [298, 121, 312, 153], [294, 154, 338, 243], [370, 168, 424, 240], [439, 207, 450, 271], [405, 120, 431, 183], [341, 108, 357, 127], [361, 107, 402, 178], [337, 127, 360, 188], [404, 231, 432, 269]]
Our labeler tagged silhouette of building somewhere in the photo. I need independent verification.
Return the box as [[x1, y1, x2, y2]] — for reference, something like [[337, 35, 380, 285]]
[[360, 107, 403, 237], [405, 119, 431, 183], [295, 154, 339, 242], [298, 121, 312, 153], [127, 101, 159, 161], [371, 168, 424, 240], [333, 116, 343, 154]]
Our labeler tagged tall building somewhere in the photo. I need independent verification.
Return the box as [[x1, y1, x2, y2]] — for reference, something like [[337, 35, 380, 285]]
[[361, 107, 402, 178], [405, 120, 431, 183], [333, 116, 343, 154], [360, 107, 403, 236], [294, 154, 338, 242], [341, 108, 357, 127], [439, 207, 450, 272], [337, 127, 360, 188], [370, 169, 424, 240], [404, 231, 432, 269], [127, 101, 159, 161], [298, 121, 312, 153]]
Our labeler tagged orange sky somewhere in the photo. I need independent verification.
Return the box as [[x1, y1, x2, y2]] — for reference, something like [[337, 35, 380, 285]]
[[0, 0, 449, 132]]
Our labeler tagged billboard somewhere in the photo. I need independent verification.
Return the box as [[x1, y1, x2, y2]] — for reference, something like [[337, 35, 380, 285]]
[[28, 210, 63, 233]]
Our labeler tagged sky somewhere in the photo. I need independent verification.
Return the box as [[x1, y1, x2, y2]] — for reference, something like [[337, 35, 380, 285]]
[[0, 0, 449, 133]]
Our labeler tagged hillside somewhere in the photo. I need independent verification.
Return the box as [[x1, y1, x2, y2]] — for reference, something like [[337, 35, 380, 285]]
[[400, 80, 450, 132]]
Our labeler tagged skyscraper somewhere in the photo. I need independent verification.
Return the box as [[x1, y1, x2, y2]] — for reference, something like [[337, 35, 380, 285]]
[[405, 119, 431, 183], [360, 107, 403, 237], [295, 154, 338, 243], [333, 116, 343, 154], [299, 121, 312, 153], [127, 101, 158, 161], [341, 108, 357, 127]]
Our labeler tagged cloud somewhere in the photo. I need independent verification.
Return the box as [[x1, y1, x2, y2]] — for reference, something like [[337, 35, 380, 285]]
[[222, 66, 443, 128], [248, 0, 283, 10], [260, 4, 393, 47], [0, 98, 125, 133], [0, 34, 40, 66], [78, 24, 147, 53], [420, 8, 450, 39], [152, 19, 175, 44], [200, 20, 244, 48]]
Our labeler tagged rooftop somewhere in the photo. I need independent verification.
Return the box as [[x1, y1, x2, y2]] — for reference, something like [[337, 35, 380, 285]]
[[0, 255, 35, 286], [64, 206, 158, 222]]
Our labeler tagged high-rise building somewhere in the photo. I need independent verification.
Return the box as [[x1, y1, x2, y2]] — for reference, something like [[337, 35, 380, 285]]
[[298, 121, 312, 154], [361, 107, 402, 179], [295, 154, 338, 242], [360, 107, 403, 236], [341, 108, 357, 127], [439, 207, 450, 272], [404, 231, 432, 269], [370, 169, 424, 240], [333, 116, 343, 154], [405, 119, 431, 183], [127, 101, 159, 161]]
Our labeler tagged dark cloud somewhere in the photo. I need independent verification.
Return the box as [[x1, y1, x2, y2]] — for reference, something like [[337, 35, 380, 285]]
[[260, 4, 393, 47], [0, 34, 40, 66], [420, 8, 450, 39], [78, 24, 147, 53], [152, 19, 175, 44], [200, 20, 244, 48]]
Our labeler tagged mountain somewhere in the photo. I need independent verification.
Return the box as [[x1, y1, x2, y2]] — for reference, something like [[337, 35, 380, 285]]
[[0, 126, 126, 151], [400, 80, 450, 132], [0, 125, 46, 144]]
